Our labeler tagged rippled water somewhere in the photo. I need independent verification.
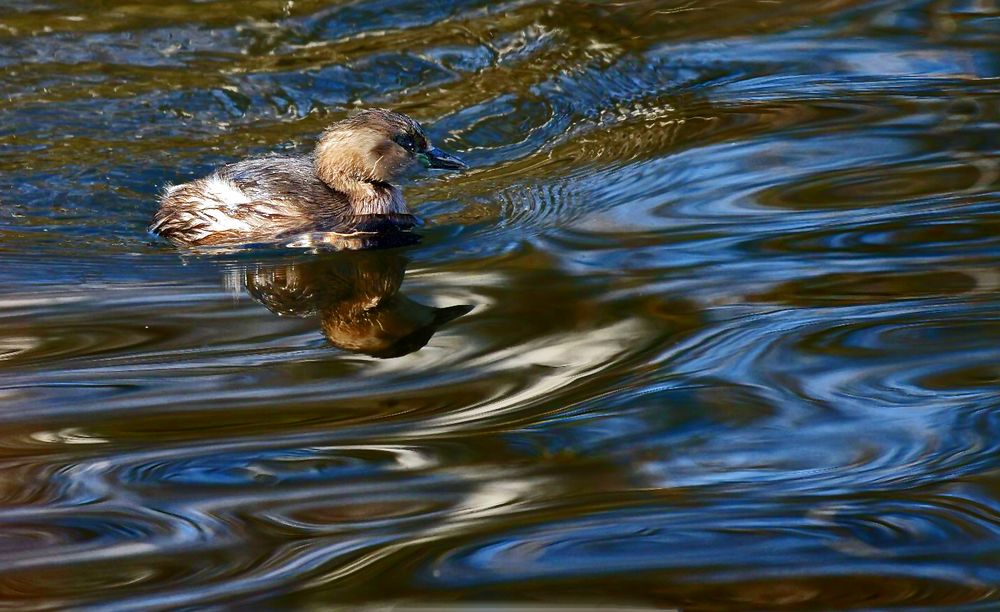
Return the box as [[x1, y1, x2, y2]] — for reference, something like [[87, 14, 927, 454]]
[[1, 0, 999, 608]]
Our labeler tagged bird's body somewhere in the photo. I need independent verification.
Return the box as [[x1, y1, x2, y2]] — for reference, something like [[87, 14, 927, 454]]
[[150, 109, 465, 247]]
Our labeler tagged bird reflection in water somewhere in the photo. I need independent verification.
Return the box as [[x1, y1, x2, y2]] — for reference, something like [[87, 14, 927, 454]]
[[241, 248, 473, 358]]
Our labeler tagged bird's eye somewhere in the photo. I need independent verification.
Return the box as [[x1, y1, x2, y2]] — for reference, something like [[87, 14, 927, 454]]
[[393, 134, 415, 151]]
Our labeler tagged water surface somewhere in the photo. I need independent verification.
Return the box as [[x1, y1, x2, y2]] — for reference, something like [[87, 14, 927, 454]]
[[1, 0, 999, 608]]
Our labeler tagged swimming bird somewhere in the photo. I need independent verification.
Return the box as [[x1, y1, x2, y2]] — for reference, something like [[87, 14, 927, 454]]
[[150, 109, 466, 247]]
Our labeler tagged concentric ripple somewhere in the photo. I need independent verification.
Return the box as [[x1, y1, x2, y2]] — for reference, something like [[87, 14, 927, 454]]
[[0, 0, 999, 608]]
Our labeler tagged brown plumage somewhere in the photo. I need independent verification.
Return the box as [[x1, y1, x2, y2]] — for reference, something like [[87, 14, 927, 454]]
[[150, 109, 466, 248]]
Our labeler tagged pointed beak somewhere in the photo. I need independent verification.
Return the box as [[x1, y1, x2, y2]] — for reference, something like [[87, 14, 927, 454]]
[[419, 146, 467, 170]]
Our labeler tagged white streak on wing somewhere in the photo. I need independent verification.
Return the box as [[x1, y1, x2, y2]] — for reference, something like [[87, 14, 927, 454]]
[[201, 207, 253, 232], [248, 203, 284, 217], [181, 175, 256, 233], [203, 175, 252, 208]]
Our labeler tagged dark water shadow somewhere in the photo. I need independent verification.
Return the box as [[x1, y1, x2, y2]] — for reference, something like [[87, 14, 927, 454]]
[[242, 249, 473, 359]]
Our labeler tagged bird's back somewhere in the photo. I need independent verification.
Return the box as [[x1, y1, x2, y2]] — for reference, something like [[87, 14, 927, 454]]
[[151, 156, 352, 246]]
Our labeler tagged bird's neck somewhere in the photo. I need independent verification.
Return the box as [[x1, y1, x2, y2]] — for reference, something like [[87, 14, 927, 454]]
[[344, 179, 408, 216], [316, 163, 409, 217]]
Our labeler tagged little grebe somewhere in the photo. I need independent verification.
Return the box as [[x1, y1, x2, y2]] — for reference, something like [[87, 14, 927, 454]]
[[150, 109, 466, 247]]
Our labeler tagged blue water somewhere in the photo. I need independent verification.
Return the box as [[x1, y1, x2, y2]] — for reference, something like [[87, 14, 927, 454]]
[[0, 0, 998, 608]]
